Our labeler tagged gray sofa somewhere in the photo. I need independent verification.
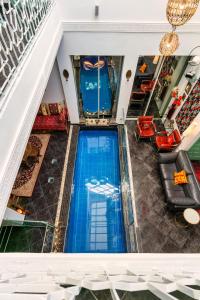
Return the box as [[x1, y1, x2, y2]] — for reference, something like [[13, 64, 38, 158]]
[[158, 150, 200, 211]]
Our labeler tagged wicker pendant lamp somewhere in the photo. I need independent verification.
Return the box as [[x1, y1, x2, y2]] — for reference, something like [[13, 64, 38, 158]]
[[159, 31, 179, 56], [167, 0, 200, 26], [159, 0, 200, 55]]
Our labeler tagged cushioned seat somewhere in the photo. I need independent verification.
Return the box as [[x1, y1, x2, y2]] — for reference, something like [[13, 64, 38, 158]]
[[163, 179, 188, 199], [184, 175, 200, 203], [176, 151, 194, 175], [160, 163, 177, 180], [158, 151, 200, 211], [169, 197, 197, 207]]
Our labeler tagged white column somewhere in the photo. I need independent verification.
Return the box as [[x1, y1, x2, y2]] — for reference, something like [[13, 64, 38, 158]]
[[176, 113, 200, 151], [57, 40, 79, 123], [116, 56, 137, 124]]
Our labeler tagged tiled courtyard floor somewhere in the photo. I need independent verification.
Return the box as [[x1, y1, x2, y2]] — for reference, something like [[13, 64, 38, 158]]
[[126, 120, 200, 253]]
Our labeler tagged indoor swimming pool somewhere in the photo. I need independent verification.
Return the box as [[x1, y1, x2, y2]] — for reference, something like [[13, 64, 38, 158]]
[[80, 56, 112, 114], [65, 129, 126, 253]]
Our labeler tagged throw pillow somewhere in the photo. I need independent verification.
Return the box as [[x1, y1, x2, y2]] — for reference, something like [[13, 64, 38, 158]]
[[38, 105, 43, 115], [58, 103, 63, 114], [58, 109, 66, 123], [40, 103, 48, 116], [139, 63, 147, 73], [174, 170, 188, 185], [48, 103, 59, 115]]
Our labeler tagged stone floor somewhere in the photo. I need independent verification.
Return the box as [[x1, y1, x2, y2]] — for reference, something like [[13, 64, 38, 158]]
[[126, 120, 200, 253], [2, 132, 68, 253], [20, 132, 68, 225]]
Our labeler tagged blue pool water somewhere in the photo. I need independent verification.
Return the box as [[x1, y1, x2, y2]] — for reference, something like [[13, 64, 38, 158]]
[[65, 129, 126, 253], [80, 56, 112, 113]]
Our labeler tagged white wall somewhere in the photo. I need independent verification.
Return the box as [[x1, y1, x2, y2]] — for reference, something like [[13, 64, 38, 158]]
[[58, 0, 200, 23], [42, 60, 65, 104], [3, 207, 25, 222], [0, 2, 63, 225]]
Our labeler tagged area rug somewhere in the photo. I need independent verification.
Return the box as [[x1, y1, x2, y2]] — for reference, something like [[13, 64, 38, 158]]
[[12, 134, 50, 197], [192, 162, 200, 183]]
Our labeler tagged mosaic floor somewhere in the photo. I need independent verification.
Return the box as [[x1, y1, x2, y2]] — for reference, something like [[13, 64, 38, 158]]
[[126, 120, 200, 253]]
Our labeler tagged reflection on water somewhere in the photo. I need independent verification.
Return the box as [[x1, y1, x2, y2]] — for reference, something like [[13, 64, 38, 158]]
[[86, 177, 120, 199]]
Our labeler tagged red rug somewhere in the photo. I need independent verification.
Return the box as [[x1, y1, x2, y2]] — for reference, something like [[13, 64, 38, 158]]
[[192, 162, 200, 183]]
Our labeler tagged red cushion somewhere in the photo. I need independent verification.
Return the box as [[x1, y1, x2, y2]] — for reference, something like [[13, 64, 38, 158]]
[[168, 134, 175, 145], [48, 103, 59, 115]]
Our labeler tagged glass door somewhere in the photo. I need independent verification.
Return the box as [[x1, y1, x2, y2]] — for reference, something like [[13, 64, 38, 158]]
[[127, 56, 159, 117]]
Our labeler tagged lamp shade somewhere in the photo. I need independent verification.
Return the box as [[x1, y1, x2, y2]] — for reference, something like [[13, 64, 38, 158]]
[[159, 31, 179, 56], [167, 0, 200, 26]]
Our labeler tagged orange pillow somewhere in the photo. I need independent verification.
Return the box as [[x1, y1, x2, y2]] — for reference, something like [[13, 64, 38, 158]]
[[139, 63, 147, 73], [174, 170, 188, 185]]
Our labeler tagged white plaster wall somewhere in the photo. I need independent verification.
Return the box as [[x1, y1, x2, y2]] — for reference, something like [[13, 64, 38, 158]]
[[58, 0, 200, 23], [0, 3, 63, 225], [3, 208, 25, 222], [42, 60, 65, 104]]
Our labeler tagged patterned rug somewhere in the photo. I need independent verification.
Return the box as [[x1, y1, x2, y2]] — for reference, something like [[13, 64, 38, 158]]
[[12, 134, 50, 197]]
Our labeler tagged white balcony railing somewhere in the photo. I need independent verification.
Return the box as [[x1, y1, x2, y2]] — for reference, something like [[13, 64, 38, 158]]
[[0, 254, 200, 300], [0, 0, 54, 111]]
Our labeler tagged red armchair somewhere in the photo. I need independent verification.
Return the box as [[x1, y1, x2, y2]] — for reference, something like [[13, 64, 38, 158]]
[[136, 116, 156, 141], [155, 129, 181, 151], [140, 80, 155, 93]]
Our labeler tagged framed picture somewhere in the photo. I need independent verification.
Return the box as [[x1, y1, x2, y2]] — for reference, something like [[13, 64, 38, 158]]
[[185, 82, 192, 95]]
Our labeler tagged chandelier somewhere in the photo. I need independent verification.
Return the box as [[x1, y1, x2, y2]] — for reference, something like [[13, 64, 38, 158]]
[[159, 0, 200, 55], [159, 31, 179, 56], [167, 0, 200, 26]]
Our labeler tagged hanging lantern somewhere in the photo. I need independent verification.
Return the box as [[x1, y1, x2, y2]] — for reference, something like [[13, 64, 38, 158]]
[[167, 0, 200, 26], [159, 31, 179, 56]]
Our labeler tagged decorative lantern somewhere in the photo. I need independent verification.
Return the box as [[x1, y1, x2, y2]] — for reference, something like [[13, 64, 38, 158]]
[[167, 0, 200, 26], [159, 31, 179, 56]]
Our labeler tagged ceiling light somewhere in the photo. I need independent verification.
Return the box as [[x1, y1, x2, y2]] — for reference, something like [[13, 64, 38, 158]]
[[159, 31, 179, 56], [167, 0, 200, 26]]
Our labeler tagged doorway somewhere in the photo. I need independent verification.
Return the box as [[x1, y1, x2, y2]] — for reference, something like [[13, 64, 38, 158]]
[[71, 56, 123, 121], [127, 55, 188, 118]]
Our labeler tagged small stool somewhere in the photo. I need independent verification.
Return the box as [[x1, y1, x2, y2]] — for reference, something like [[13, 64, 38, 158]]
[[183, 208, 200, 225]]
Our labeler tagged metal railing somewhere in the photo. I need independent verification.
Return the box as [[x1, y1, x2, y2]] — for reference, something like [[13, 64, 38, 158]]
[[0, 219, 54, 253], [0, 0, 54, 109]]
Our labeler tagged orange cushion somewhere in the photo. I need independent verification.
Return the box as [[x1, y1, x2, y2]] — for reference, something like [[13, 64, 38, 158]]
[[174, 170, 188, 185], [139, 63, 147, 73]]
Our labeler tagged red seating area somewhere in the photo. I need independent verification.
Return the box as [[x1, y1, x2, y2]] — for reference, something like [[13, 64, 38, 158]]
[[136, 116, 156, 140], [155, 129, 181, 151], [33, 107, 68, 132], [192, 162, 200, 183]]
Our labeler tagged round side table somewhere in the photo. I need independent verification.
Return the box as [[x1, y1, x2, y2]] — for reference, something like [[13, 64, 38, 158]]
[[183, 208, 200, 225]]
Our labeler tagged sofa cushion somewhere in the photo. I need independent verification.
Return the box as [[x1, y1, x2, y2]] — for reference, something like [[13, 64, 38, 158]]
[[183, 175, 200, 203], [176, 151, 193, 174], [163, 179, 185, 199], [158, 152, 178, 164], [160, 163, 177, 179], [168, 196, 197, 207]]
